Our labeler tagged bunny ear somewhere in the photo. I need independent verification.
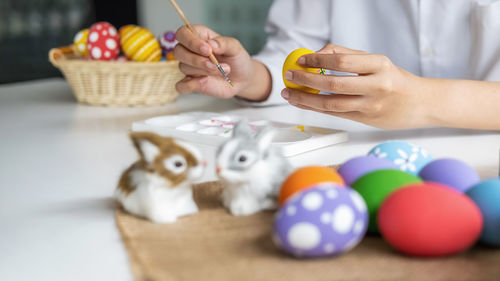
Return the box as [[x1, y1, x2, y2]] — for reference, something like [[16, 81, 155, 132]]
[[130, 132, 161, 164], [232, 120, 252, 138], [256, 126, 275, 153]]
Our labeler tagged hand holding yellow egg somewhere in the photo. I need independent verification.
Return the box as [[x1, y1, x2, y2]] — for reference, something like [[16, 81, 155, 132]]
[[282, 48, 322, 94]]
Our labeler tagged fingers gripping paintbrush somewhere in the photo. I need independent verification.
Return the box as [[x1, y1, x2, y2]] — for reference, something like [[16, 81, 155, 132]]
[[168, 0, 234, 87]]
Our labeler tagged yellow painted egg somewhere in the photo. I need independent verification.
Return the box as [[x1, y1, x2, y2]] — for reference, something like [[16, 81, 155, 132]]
[[119, 25, 162, 62], [282, 48, 321, 94], [73, 29, 89, 56]]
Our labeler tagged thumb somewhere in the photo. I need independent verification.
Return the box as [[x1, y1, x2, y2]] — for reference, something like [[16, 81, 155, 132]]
[[208, 36, 244, 57]]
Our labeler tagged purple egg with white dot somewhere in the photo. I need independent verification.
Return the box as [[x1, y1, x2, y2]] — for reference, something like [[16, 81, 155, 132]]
[[273, 184, 368, 258], [338, 155, 398, 186]]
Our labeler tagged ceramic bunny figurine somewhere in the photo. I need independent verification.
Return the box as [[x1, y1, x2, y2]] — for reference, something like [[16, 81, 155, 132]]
[[216, 121, 292, 216], [115, 132, 205, 223]]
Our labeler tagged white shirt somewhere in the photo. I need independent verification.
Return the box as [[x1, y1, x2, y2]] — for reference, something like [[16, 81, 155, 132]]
[[249, 0, 500, 106]]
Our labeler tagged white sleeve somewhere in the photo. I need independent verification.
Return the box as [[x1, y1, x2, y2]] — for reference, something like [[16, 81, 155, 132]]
[[236, 0, 331, 106], [470, 1, 500, 81]]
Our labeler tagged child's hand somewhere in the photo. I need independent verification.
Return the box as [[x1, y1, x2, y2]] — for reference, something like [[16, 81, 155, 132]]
[[174, 25, 255, 99], [281, 44, 432, 129]]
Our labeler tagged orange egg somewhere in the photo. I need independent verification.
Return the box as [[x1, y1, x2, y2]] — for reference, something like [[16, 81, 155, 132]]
[[279, 166, 345, 206]]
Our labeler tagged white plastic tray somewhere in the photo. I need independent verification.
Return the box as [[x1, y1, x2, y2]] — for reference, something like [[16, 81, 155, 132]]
[[131, 112, 348, 157]]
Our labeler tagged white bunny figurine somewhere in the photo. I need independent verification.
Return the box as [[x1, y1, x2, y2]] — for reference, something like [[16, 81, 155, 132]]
[[115, 132, 205, 223], [216, 121, 292, 216]]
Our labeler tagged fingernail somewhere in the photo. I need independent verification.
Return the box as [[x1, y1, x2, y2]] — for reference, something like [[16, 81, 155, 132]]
[[297, 56, 305, 65], [284, 71, 293, 81], [208, 39, 219, 50], [221, 64, 230, 73], [205, 61, 216, 70], [281, 88, 289, 99], [200, 45, 210, 55]]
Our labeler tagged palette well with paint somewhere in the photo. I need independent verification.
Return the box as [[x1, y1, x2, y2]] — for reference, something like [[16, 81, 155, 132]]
[[132, 112, 348, 157]]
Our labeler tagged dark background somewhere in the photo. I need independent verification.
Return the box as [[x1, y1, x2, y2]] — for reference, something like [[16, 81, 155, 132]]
[[0, 0, 138, 84]]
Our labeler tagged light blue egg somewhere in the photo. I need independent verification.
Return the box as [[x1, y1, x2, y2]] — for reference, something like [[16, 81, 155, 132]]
[[466, 179, 500, 247], [367, 140, 433, 175]]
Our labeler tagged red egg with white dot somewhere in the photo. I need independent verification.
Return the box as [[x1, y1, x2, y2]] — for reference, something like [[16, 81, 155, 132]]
[[87, 22, 120, 61]]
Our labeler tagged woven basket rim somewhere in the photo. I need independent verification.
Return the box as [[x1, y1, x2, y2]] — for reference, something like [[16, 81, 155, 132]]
[[49, 46, 180, 68], [47, 46, 183, 107]]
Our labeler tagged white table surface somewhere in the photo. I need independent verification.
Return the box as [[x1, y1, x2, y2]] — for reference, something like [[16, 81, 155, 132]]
[[1, 78, 499, 281]]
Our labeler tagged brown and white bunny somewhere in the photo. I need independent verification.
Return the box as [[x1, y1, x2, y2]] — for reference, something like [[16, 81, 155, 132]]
[[115, 132, 205, 223], [216, 121, 292, 216]]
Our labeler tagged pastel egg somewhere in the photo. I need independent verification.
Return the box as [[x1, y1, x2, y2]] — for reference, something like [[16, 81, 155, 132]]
[[159, 31, 178, 55], [466, 179, 500, 246], [279, 166, 344, 206], [115, 55, 130, 62], [273, 184, 368, 258], [73, 29, 89, 56], [338, 155, 398, 186], [368, 140, 433, 175], [282, 48, 321, 94], [351, 169, 422, 233], [120, 25, 162, 62], [379, 182, 483, 257], [87, 22, 120, 61], [419, 158, 479, 193]]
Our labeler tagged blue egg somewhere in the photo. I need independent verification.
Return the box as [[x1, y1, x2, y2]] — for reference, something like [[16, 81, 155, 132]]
[[466, 179, 500, 247], [368, 140, 433, 175]]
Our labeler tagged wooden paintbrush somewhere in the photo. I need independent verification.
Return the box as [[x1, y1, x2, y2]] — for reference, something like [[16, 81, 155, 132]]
[[168, 0, 234, 87]]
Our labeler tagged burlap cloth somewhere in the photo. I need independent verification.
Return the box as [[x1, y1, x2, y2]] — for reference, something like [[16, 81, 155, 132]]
[[115, 180, 500, 281]]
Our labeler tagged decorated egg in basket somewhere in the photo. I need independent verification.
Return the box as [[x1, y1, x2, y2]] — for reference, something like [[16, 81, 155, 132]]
[[87, 22, 120, 61], [159, 31, 178, 57], [120, 25, 162, 62], [73, 29, 89, 56]]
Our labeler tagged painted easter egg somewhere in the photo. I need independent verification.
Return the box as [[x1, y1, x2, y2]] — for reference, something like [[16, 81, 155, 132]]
[[120, 25, 162, 62], [279, 166, 344, 206], [282, 48, 321, 94], [115, 55, 130, 62], [166, 52, 175, 61], [87, 22, 120, 61], [273, 184, 368, 258], [159, 31, 178, 55], [368, 140, 433, 175], [73, 29, 89, 56], [351, 169, 422, 233], [379, 182, 483, 257], [338, 155, 398, 186], [466, 179, 500, 246], [419, 158, 480, 193]]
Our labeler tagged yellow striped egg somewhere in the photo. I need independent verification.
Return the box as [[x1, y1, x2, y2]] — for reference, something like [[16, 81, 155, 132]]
[[73, 29, 89, 56], [119, 25, 162, 62]]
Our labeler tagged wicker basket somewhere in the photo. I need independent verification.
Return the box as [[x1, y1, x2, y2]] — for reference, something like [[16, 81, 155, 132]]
[[49, 46, 184, 106]]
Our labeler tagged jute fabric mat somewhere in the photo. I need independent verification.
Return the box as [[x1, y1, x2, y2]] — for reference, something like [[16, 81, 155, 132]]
[[116, 181, 500, 281]]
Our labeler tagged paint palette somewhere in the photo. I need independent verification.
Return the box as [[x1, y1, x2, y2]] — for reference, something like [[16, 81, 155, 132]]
[[132, 112, 348, 157]]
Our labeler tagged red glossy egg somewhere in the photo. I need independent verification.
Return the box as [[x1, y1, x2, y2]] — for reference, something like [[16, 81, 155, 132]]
[[378, 182, 483, 257]]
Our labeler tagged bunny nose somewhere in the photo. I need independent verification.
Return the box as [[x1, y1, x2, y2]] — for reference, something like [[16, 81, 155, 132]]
[[216, 166, 221, 174], [202, 161, 207, 167]]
